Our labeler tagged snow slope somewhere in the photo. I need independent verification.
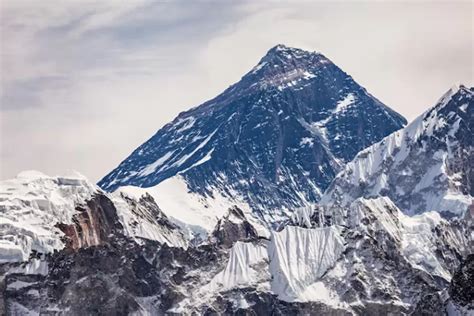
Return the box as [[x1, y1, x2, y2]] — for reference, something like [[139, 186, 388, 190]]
[[115, 175, 270, 239]]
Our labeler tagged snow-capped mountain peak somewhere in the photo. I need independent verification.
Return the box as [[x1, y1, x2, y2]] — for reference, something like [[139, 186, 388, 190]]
[[322, 84, 473, 217]]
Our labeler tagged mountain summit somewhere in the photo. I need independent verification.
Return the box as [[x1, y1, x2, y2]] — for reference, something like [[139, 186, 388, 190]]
[[98, 45, 406, 225]]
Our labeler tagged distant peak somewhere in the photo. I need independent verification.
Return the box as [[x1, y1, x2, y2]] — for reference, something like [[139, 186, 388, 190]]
[[447, 83, 473, 95], [264, 44, 318, 59], [436, 83, 472, 109], [246, 44, 330, 81], [269, 44, 298, 53]]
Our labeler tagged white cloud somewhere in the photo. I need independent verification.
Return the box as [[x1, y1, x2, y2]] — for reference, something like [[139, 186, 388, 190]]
[[0, 1, 472, 181]]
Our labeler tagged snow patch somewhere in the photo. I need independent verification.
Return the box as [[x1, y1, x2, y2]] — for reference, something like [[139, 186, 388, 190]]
[[171, 128, 218, 169], [138, 151, 174, 177], [299, 137, 314, 147], [174, 116, 196, 133], [334, 93, 355, 114]]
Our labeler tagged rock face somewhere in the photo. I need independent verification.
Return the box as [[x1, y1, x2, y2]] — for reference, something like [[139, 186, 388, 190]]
[[210, 207, 260, 247], [98, 45, 406, 221], [322, 85, 473, 217], [447, 254, 474, 314], [56, 194, 122, 250]]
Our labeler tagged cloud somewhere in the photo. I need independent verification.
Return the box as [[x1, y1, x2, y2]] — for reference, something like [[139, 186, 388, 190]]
[[0, 0, 250, 180], [0, 1, 472, 181]]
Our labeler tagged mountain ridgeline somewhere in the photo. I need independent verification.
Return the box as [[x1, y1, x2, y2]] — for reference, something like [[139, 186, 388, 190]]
[[98, 45, 406, 216], [1, 44, 472, 315]]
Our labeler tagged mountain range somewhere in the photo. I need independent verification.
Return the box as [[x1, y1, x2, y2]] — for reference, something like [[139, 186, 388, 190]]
[[0, 45, 472, 315]]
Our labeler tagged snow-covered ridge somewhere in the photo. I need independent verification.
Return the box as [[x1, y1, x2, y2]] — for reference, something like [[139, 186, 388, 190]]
[[321, 85, 473, 216], [349, 197, 458, 281], [2, 170, 470, 313], [114, 175, 271, 240], [0, 171, 188, 263]]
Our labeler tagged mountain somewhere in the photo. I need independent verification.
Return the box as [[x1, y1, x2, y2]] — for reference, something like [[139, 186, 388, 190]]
[[98, 44, 406, 227], [2, 43, 471, 315], [322, 84, 473, 217], [1, 83, 472, 314], [1, 172, 471, 314]]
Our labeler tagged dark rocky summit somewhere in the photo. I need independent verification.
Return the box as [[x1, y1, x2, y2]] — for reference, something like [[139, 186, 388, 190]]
[[98, 45, 406, 219]]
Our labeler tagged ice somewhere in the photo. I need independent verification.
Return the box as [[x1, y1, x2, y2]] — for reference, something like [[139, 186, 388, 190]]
[[207, 241, 269, 291], [268, 226, 345, 301]]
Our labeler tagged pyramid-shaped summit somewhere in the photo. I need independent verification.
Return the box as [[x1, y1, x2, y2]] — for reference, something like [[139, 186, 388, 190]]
[[99, 44, 407, 221]]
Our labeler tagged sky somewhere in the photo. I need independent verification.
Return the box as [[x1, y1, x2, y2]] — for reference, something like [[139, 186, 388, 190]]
[[1, 0, 472, 182]]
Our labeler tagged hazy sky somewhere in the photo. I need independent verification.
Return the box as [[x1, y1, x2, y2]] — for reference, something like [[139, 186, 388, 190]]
[[1, 0, 472, 181]]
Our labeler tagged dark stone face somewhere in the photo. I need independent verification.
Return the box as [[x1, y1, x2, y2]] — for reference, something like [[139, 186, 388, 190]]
[[211, 207, 260, 248], [449, 254, 474, 307], [98, 45, 406, 218], [55, 194, 124, 250]]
